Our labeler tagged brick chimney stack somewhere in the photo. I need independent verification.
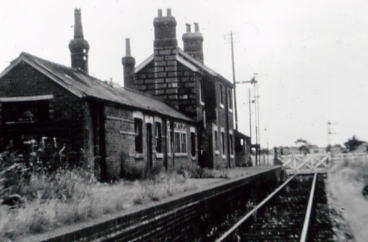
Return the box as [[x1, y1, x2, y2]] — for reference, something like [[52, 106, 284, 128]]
[[122, 38, 136, 89], [152, 8, 179, 108], [153, 8, 178, 48], [69, 8, 90, 73], [182, 22, 204, 63]]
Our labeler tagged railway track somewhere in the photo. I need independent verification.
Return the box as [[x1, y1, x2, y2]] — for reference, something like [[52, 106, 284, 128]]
[[215, 173, 333, 242]]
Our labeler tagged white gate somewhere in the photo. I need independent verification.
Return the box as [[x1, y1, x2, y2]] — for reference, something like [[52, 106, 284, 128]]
[[277, 153, 330, 174]]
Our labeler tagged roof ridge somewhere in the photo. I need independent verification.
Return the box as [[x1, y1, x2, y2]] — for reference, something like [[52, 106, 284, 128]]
[[135, 54, 154, 73], [16, 52, 193, 122], [121, 86, 191, 117], [177, 49, 215, 72], [21, 52, 93, 77], [177, 49, 232, 85], [22, 52, 115, 90]]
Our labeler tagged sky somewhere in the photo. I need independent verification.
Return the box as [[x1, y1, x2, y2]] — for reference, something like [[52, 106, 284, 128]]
[[1, 0, 368, 148]]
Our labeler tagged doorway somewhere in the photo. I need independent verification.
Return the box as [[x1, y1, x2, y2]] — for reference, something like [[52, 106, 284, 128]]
[[146, 123, 153, 169]]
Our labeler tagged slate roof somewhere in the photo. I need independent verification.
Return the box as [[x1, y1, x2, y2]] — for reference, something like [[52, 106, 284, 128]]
[[235, 130, 250, 140], [0, 52, 193, 122], [135, 48, 233, 86]]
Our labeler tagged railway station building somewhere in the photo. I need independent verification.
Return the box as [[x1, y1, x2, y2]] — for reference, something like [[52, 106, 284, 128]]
[[0, 8, 248, 180]]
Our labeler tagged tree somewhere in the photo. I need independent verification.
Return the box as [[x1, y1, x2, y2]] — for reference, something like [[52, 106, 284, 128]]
[[344, 136, 365, 152], [295, 138, 311, 155]]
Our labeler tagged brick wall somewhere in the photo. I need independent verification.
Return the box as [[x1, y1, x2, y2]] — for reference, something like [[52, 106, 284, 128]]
[[200, 77, 235, 168], [0, 62, 86, 151], [135, 60, 204, 123], [102, 103, 197, 179], [135, 59, 234, 169], [177, 63, 204, 121], [103, 105, 135, 180]]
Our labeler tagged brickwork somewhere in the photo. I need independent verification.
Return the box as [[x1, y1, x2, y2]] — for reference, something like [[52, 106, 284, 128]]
[[153, 47, 179, 108], [135, 47, 180, 108], [0, 8, 205, 182], [212, 82, 235, 168], [135, 61, 204, 122], [0, 62, 86, 151], [182, 23, 204, 63], [130, 10, 237, 170], [177, 63, 204, 120], [0, 60, 198, 180], [103, 105, 135, 180], [101, 104, 197, 179], [199, 78, 235, 168], [69, 9, 89, 73]]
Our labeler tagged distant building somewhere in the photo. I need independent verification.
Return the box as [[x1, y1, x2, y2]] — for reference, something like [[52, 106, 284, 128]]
[[0, 9, 248, 179], [277, 145, 327, 156], [234, 131, 251, 166], [309, 145, 326, 154]]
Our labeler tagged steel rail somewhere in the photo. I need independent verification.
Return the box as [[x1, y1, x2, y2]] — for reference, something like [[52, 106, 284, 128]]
[[215, 174, 297, 242], [299, 172, 317, 242]]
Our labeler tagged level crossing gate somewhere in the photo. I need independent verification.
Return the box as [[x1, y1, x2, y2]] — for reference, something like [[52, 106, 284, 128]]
[[276, 153, 330, 174]]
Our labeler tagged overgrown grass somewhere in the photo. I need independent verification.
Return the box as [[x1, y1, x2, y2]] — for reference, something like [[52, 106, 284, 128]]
[[327, 155, 368, 241], [330, 156, 368, 184], [0, 163, 261, 240], [132, 173, 197, 205], [182, 163, 264, 179], [0, 169, 198, 241]]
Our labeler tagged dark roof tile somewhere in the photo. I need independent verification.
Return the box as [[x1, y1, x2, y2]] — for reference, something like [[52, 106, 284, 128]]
[[15, 52, 193, 122]]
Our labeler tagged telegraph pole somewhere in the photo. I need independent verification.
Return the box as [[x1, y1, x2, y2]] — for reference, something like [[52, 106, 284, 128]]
[[248, 88, 252, 139], [229, 32, 238, 130], [236, 75, 259, 164]]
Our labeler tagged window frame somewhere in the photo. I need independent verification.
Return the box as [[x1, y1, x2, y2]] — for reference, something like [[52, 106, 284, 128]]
[[221, 130, 226, 158], [2, 100, 50, 125], [167, 120, 172, 156], [219, 84, 224, 108], [154, 121, 162, 154], [134, 118, 143, 154], [228, 88, 233, 111], [214, 129, 219, 155], [229, 133, 234, 156], [199, 79, 205, 105], [174, 122, 188, 156], [190, 129, 196, 158]]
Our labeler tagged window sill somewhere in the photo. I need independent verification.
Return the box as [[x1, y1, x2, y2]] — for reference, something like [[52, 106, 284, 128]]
[[174, 153, 187, 157], [200, 101, 205, 106], [215, 150, 220, 155], [156, 153, 163, 159], [230, 154, 234, 159], [229, 108, 233, 113], [222, 155, 226, 159], [219, 104, 224, 109], [191, 156, 197, 160], [5, 120, 37, 125], [135, 153, 144, 159]]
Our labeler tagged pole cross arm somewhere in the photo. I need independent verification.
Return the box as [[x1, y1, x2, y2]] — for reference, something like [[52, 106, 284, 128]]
[[235, 79, 257, 85]]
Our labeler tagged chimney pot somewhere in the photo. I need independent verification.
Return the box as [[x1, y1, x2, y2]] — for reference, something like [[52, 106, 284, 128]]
[[69, 8, 89, 73], [167, 8, 172, 16], [194, 22, 199, 32], [186, 23, 191, 33], [182, 22, 204, 63], [158, 9, 162, 17], [125, 38, 131, 56]]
